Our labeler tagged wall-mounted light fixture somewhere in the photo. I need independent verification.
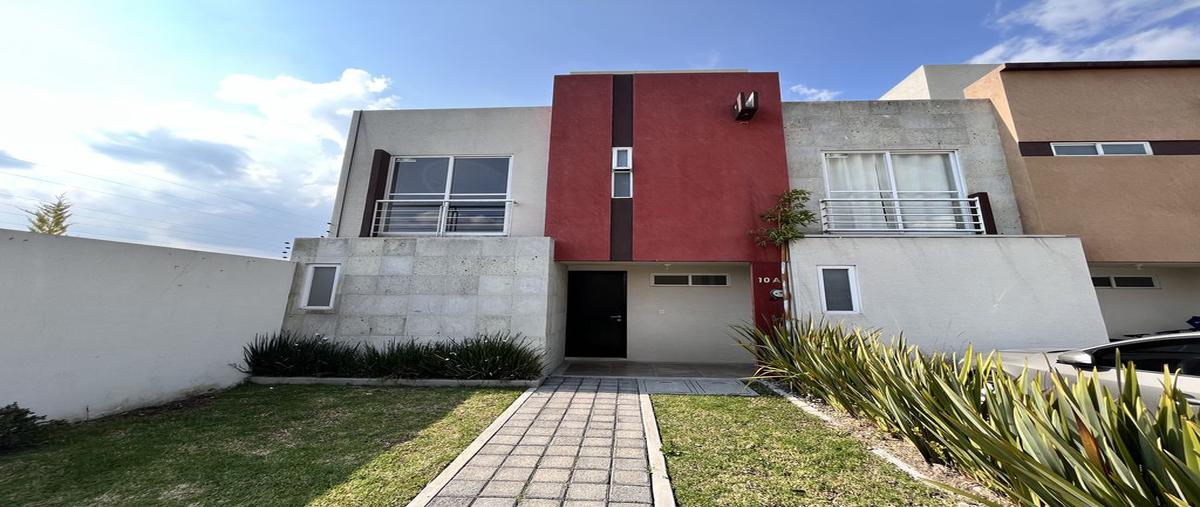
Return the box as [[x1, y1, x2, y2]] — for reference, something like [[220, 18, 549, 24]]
[[733, 91, 759, 121]]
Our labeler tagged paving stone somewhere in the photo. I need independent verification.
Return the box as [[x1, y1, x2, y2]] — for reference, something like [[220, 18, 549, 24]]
[[520, 435, 552, 446], [502, 455, 540, 468], [574, 456, 611, 470], [611, 470, 650, 486], [544, 445, 577, 456], [479, 444, 515, 455], [538, 455, 575, 468], [577, 446, 611, 458], [530, 468, 571, 482], [516, 492, 561, 504], [481, 480, 525, 497], [613, 458, 646, 471], [565, 483, 606, 501], [456, 465, 497, 481], [473, 498, 517, 507], [562, 502, 606, 507], [491, 467, 534, 482], [571, 469, 609, 484], [609, 485, 652, 503], [615, 438, 643, 448], [441, 479, 486, 496], [512, 445, 546, 456], [427, 497, 473, 507], [614, 447, 647, 459], [522, 482, 567, 499], [471, 454, 506, 467]]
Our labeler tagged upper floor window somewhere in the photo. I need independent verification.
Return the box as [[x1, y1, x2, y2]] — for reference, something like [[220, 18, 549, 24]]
[[374, 156, 512, 236], [1051, 142, 1152, 156], [612, 147, 632, 198], [821, 151, 981, 233]]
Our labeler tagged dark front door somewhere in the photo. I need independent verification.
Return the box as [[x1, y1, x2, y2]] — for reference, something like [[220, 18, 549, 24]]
[[566, 271, 627, 358]]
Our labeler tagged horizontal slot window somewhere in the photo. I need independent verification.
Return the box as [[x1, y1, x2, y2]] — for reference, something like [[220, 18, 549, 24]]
[[651, 274, 730, 287], [1051, 142, 1152, 156], [1092, 275, 1158, 289]]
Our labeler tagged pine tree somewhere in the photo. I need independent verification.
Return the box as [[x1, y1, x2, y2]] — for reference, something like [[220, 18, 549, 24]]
[[23, 194, 72, 235]]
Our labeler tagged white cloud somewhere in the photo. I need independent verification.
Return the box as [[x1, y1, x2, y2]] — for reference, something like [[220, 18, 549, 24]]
[[788, 84, 842, 101], [971, 0, 1200, 62], [0, 69, 399, 256]]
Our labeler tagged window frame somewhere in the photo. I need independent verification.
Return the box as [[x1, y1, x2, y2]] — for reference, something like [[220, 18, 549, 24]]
[[612, 170, 633, 198], [381, 155, 514, 236], [612, 147, 633, 170], [299, 263, 342, 310], [817, 265, 861, 314], [650, 273, 731, 287], [1051, 142, 1153, 157], [1091, 275, 1159, 289], [820, 150, 968, 201]]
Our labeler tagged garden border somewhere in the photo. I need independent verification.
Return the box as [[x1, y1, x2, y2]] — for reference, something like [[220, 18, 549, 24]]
[[247, 376, 545, 388]]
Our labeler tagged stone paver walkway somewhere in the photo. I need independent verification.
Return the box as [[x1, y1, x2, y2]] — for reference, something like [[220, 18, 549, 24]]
[[422, 377, 656, 506]]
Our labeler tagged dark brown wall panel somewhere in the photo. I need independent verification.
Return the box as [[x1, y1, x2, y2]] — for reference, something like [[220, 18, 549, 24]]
[[359, 149, 391, 237], [609, 199, 633, 261]]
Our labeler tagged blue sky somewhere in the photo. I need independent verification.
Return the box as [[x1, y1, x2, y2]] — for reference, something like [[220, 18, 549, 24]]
[[1, 0, 1198, 257]]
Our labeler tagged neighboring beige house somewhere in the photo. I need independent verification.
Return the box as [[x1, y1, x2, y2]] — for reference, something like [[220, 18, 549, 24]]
[[886, 60, 1200, 340]]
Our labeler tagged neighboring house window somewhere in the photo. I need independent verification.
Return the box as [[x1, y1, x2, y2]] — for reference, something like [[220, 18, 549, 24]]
[[818, 266, 860, 313], [376, 156, 512, 235], [1051, 142, 1152, 156], [300, 264, 341, 309], [613, 147, 632, 198], [651, 274, 730, 287], [822, 151, 974, 232], [1093, 275, 1158, 289]]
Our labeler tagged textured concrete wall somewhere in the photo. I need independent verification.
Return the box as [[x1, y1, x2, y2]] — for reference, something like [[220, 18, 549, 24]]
[[330, 107, 551, 238], [284, 236, 563, 373], [788, 236, 1108, 352], [1091, 266, 1200, 340], [0, 230, 293, 420], [782, 99, 1023, 235], [568, 263, 754, 363]]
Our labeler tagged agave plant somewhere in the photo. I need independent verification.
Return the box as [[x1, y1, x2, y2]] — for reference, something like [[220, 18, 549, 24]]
[[733, 318, 1200, 506]]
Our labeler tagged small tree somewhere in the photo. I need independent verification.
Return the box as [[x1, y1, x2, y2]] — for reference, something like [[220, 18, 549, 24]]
[[751, 189, 818, 321], [23, 194, 72, 235]]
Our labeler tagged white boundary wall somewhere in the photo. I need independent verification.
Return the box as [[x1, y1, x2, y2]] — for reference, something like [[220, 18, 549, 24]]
[[788, 236, 1108, 352], [0, 230, 294, 420]]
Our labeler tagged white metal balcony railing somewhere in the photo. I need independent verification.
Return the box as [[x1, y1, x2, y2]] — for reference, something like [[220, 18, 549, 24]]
[[819, 197, 985, 234], [371, 199, 514, 236]]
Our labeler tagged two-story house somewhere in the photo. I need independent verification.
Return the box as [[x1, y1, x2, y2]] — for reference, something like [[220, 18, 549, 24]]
[[284, 69, 1109, 374], [887, 60, 1200, 341]]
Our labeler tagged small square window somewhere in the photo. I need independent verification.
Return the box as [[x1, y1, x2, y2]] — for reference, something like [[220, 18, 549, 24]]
[[1052, 144, 1099, 156], [1091, 276, 1113, 288], [1099, 143, 1150, 155], [301, 264, 341, 309], [652, 274, 689, 286], [690, 274, 728, 286], [613, 147, 632, 170], [1113, 276, 1156, 288], [612, 171, 632, 198], [819, 266, 859, 313]]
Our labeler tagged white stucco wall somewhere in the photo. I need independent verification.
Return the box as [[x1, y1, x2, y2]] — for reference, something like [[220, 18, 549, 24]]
[[788, 236, 1108, 352], [1090, 265, 1200, 339], [330, 107, 551, 238], [568, 263, 753, 363], [0, 230, 293, 420]]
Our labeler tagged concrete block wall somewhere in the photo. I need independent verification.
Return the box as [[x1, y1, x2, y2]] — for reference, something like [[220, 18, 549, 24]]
[[283, 236, 564, 373], [782, 99, 1023, 235]]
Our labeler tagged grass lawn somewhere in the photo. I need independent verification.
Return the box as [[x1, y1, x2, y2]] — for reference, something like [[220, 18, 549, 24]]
[[652, 385, 953, 506], [0, 384, 522, 506]]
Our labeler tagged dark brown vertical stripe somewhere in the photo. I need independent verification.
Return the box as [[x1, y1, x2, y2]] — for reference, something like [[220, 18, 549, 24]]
[[360, 149, 392, 237], [610, 75, 634, 261], [610, 199, 633, 260], [968, 192, 997, 235], [612, 75, 633, 147]]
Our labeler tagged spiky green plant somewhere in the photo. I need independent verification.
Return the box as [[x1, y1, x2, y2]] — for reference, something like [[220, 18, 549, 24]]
[[734, 318, 1200, 506], [240, 331, 543, 380], [22, 194, 72, 235]]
